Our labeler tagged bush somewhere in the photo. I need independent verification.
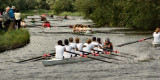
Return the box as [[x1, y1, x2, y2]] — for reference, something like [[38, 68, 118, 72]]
[[0, 29, 30, 53]]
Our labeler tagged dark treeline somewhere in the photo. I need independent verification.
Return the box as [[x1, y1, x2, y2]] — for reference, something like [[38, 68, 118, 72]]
[[1, 0, 160, 30]]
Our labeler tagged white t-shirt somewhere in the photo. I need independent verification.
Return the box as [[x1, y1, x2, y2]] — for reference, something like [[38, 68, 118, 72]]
[[153, 32, 160, 43], [98, 43, 103, 54], [69, 43, 77, 56], [63, 45, 72, 58], [76, 43, 83, 54], [55, 45, 65, 59], [14, 13, 21, 20], [91, 41, 99, 50], [83, 43, 93, 54]]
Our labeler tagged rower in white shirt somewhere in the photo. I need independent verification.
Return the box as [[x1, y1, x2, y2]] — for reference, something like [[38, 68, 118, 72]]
[[69, 37, 78, 57], [63, 39, 72, 58], [53, 40, 65, 60], [75, 37, 83, 55], [83, 39, 94, 54], [91, 37, 99, 53], [153, 27, 160, 47]]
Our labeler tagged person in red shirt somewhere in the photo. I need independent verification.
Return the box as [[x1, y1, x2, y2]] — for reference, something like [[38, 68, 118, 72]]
[[42, 21, 51, 28]]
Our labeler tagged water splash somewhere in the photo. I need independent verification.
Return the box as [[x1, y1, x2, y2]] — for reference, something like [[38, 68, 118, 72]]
[[135, 48, 157, 62]]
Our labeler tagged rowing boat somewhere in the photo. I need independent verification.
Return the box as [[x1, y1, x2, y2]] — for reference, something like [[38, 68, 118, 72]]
[[42, 52, 115, 66], [42, 57, 93, 66]]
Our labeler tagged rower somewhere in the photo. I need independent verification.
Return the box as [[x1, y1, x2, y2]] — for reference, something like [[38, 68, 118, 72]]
[[97, 38, 103, 54], [30, 18, 36, 24], [63, 39, 72, 58], [85, 25, 92, 34], [42, 20, 51, 28], [83, 39, 94, 55], [152, 27, 160, 47], [53, 40, 65, 60], [103, 38, 113, 54], [69, 37, 78, 57], [75, 37, 83, 55], [91, 37, 99, 53]]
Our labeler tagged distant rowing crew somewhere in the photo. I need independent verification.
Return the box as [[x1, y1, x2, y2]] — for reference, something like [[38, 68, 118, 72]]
[[52, 37, 113, 60], [72, 24, 93, 34]]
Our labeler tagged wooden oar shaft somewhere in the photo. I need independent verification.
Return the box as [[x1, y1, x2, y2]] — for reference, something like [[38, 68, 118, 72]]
[[117, 37, 153, 47], [80, 50, 122, 61], [66, 51, 112, 63], [93, 49, 133, 59], [18, 52, 55, 63]]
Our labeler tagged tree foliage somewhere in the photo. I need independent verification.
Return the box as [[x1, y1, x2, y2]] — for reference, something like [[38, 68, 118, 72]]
[[75, 0, 160, 30]]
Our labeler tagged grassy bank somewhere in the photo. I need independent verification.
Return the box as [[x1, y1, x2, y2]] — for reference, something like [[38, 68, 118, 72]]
[[59, 12, 84, 16], [0, 29, 30, 53]]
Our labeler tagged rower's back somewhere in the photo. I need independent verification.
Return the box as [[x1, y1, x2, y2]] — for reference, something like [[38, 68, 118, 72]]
[[153, 28, 160, 44], [83, 39, 93, 54], [63, 39, 72, 58], [75, 37, 83, 55], [55, 40, 65, 60], [69, 37, 77, 57], [91, 37, 99, 50]]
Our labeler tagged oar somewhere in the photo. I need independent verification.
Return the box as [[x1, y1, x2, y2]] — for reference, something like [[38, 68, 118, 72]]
[[79, 50, 122, 61], [18, 52, 55, 63], [32, 53, 55, 62], [117, 37, 153, 47], [112, 50, 137, 57], [92, 49, 133, 59], [66, 51, 112, 63]]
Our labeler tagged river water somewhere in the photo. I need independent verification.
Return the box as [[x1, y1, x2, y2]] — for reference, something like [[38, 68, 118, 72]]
[[0, 16, 159, 80]]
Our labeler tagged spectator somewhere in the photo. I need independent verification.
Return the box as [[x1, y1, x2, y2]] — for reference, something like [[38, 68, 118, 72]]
[[2, 7, 13, 32], [14, 9, 21, 29], [9, 6, 16, 29], [0, 11, 3, 30]]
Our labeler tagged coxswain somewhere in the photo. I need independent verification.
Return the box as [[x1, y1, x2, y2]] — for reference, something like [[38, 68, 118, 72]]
[[103, 38, 113, 54]]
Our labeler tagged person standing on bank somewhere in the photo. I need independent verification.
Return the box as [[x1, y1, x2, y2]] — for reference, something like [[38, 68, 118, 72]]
[[0, 11, 3, 30], [2, 7, 13, 32], [9, 6, 16, 29], [14, 9, 21, 29]]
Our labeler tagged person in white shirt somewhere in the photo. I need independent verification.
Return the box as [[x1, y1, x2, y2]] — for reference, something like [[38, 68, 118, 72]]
[[69, 37, 78, 57], [153, 27, 160, 47], [75, 37, 83, 55], [63, 39, 72, 58], [91, 37, 99, 53], [83, 39, 93, 54], [14, 9, 21, 29], [53, 40, 65, 60]]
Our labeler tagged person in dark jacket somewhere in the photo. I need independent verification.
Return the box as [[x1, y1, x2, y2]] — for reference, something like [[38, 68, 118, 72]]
[[0, 11, 3, 30], [9, 6, 16, 29], [103, 38, 113, 54], [2, 7, 13, 32]]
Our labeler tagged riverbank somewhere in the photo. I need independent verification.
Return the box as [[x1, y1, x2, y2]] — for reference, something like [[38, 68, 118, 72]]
[[0, 29, 30, 53]]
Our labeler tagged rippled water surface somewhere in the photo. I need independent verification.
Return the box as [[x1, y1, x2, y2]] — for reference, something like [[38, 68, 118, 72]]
[[0, 16, 159, 80]]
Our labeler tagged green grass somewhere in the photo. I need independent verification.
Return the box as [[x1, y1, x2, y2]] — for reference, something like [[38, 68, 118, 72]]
[[59, 12, 84, 16], [0, 29, 30, 53]]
